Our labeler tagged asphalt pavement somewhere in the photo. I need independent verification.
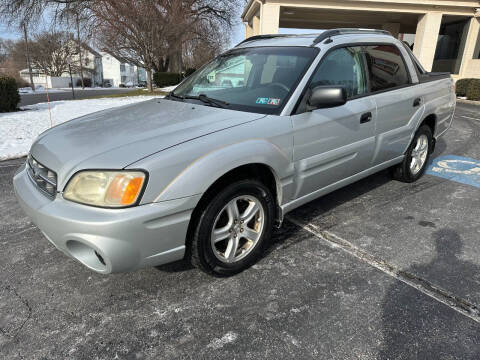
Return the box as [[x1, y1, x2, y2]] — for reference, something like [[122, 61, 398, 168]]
[[1, 103, 480, 359], [19, 88, 134, 106]]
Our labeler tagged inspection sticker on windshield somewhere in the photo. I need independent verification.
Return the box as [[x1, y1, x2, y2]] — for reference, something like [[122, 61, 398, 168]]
[[426, 155, 480, 188], [256, 97, 281, 105]]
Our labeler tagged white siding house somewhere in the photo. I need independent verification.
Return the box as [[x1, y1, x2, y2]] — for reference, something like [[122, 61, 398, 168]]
[[101, 52, 145, 87], [19, 42, 104, 88]]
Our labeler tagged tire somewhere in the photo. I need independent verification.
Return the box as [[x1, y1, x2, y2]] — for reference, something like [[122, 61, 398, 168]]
[[391, 125, 433, 183], [190, 179, 275, 276]]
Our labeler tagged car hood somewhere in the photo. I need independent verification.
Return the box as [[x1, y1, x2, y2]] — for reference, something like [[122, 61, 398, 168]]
[[31, 98, 265, 187]]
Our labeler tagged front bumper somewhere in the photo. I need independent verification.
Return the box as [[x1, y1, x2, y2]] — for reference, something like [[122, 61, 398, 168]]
[[13, 166, 201, 274]]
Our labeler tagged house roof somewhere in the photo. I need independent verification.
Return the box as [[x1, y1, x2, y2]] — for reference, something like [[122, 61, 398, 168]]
[[81, 43, 102, 57]]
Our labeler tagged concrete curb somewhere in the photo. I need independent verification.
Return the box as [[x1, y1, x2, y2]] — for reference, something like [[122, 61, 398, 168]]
[[457, 98, 480, 106]]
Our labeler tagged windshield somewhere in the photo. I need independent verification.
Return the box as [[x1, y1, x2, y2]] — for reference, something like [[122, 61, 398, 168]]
[[172, 47, 318, 115]]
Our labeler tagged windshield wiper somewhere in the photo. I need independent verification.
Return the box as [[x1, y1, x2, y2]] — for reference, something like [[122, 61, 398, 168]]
[[184, 94, 230, 108], [167, 92, 184, 100]]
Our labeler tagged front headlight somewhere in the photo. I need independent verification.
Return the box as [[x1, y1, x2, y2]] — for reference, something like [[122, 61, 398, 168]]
[[64, 171, 147, 208]]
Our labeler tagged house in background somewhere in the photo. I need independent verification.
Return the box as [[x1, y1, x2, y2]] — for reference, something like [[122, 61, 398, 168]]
[[19, 68, 80, 88], [19, 42, 104, 88], [74, 44, 103, 87], [101, 52, 146, 87], [19, 45, 147, 88]]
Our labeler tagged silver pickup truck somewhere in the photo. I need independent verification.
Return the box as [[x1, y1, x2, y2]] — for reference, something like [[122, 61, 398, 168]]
[[14, 29, 456, 276]]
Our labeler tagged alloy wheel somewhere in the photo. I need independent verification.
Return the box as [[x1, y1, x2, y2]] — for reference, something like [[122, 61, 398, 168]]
[[210, 195, 265, 263], [410, 134, 429, 175]]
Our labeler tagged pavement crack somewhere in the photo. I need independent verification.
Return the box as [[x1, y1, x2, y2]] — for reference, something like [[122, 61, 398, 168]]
[[285, 215, 480, 324], [0, 284, 33, 339]]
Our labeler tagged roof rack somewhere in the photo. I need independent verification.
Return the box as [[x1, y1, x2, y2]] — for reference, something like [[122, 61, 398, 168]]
[[312, 28, 392, 45], [235, 34, 295, 47]]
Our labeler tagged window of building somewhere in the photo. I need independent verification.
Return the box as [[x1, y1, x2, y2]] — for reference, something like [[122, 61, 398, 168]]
[[364, 45, 409, 92], [120, 64, 126, 72], [310, 46, 368, 99], [433, 18, 470, 74]]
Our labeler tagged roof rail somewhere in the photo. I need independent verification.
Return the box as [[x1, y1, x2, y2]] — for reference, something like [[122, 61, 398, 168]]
[[235, 34, 293, 47], [312, 28, 392, 45]]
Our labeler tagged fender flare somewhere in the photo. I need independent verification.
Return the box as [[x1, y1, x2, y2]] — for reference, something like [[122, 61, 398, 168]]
[[154, 139, 293, 203]]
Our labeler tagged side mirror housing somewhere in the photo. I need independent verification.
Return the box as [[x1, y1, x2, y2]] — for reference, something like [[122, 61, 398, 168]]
[[307, 86, 347, 110]]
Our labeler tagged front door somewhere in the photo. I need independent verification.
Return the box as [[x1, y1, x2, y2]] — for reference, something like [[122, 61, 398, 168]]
[[291, 46, 376, 200]]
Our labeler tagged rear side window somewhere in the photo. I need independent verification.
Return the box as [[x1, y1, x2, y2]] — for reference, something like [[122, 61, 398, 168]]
[[365, 45, 410, 92], [309, 46, 368, 99]]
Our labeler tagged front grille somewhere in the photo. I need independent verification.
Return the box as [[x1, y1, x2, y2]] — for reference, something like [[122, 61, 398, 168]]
[[26, 155, 57, 198]]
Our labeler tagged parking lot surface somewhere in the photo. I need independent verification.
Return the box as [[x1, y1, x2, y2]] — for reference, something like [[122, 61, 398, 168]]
[[1, 103, 480, 359]]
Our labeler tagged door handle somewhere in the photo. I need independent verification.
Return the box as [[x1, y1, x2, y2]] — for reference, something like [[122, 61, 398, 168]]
[[360, 112, 372, 124], [413, 98, 422, 107]]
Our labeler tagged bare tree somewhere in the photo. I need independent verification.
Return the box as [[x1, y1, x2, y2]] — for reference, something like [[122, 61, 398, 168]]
[[0, 38, 10, 63], [29, 31, 76, 76], [90, 0, 176, 91], [0, 38, 31, 86], [91, 0, 240, 90], [1, 0, 243, 90]]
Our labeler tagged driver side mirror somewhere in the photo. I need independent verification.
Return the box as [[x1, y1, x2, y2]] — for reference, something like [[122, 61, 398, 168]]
[[307, 86, 347, 110]]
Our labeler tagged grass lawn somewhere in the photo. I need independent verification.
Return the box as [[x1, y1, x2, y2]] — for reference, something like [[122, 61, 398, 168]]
[[87, 88, 168, 99]]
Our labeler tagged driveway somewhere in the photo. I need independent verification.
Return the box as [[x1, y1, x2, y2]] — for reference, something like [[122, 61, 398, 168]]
[[1, 103, 480, 359], [19, 88, 134, 106]]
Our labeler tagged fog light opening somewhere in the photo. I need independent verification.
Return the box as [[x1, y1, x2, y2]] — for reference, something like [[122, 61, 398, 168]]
[[95, 251, 106, 266], [66, 240, 107, 272]]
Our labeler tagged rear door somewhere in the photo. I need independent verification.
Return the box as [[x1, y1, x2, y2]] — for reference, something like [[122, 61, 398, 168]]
[[364, 44, 420, 165], [291, 46, 376, 200]]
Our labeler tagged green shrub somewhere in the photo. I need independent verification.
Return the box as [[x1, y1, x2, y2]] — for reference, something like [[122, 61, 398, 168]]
[[0, 76, 20, 112], [153, 72, 182, 87], [466, 79, 480, 101], [76, 78, 92, 87], [455, 78, 475, 97]]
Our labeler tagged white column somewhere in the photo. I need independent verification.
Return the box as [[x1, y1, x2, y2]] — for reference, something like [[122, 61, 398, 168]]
[[459, 17, 480, 77], [413, 12, 443, 71], [252, 15, 261, 36], [245, 22, 254, 39], [382, 23, 400, 39], [260, 3, 280, 35]]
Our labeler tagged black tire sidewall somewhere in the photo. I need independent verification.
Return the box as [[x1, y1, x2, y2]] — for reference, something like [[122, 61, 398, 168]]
[[404, 125, 433, 182], [193, 180, 275, 275]]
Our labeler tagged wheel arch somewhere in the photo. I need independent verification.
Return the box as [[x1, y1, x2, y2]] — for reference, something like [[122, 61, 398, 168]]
[[184, 162, 283, 261], [418, 113, 437, 151], [421, 113, 437, 137], [154, 139, 291, 204]]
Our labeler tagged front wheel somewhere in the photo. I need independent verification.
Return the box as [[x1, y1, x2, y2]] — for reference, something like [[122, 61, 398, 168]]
[[189, 180, 275, 276], [391, 125, 433, 183]]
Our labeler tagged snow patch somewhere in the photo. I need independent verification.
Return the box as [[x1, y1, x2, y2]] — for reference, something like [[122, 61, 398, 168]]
[[160, 85, 178, 92], [19, 87, 67, 94], [0, 96, 162, 161]]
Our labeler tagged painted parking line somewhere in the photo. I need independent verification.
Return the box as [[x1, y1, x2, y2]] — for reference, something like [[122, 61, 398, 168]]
[[285, 216, 480, 324], [426, 155, 480, 188], [461, 115, 480, 122]]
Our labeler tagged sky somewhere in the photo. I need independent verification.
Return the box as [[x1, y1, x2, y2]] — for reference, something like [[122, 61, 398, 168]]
[[1, 13, 321, 47], [0, 24, 22, 40], [231, 23, 323, 46]]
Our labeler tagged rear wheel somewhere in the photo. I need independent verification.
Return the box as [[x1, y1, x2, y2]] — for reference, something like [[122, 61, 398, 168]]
[[391, 125, 433, 183], [190, 179, 275, 276]]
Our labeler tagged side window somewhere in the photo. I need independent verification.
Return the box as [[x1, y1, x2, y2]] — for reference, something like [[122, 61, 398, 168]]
[[310, 46, 368, 99], [261, 54, 311, 88], [201, 56, 252, 89], [365, 45, 410, 92]]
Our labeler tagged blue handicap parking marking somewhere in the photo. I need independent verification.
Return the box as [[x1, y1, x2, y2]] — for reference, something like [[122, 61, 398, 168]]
[[426, 155, 480, 188]]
